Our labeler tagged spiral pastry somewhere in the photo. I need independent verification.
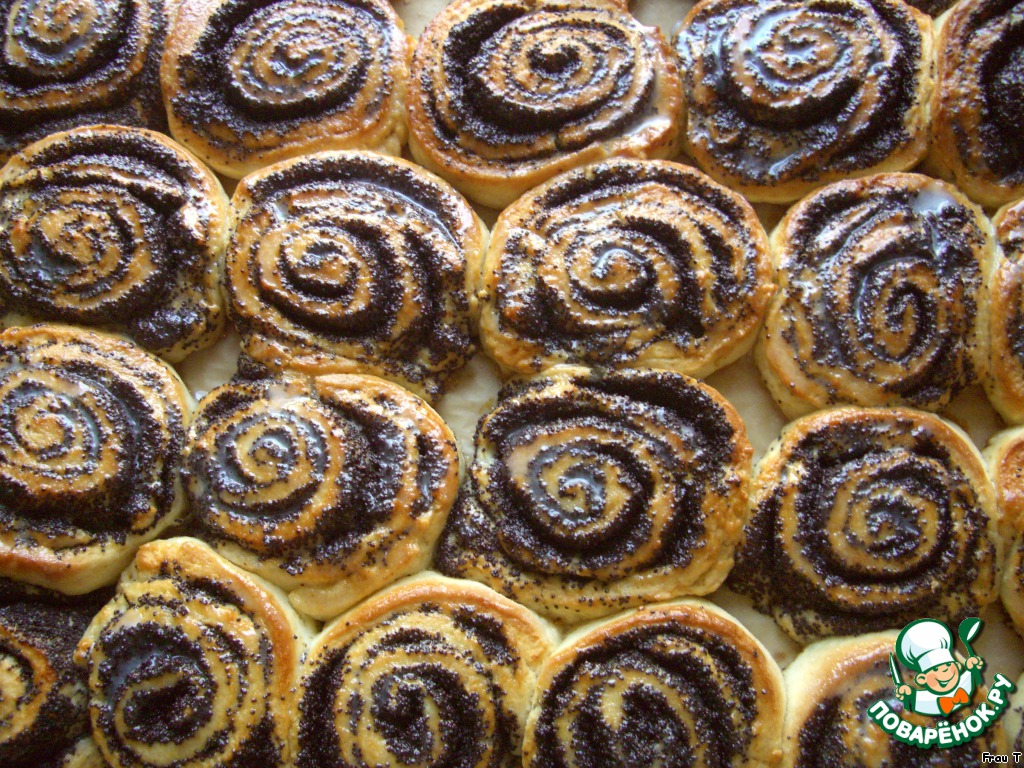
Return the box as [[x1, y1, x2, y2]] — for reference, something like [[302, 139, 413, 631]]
[[227, 151, 485, 400], [986, 199, 1024, 422], [0, 324, 191, 594], [782, 632, 1007, 767], [674, 0, 933, 204], [162, 0, 410, 179], [757, 174, 993, 419], [985, 426, 1024, 639], [295, 573, 555, 768], [0, 578, 108, 768], [435, 366, 751, 623], [730, 406, 1001, 644], [406, 0, 682, 209], [0, 126, 230, 362], [523, 599, 785, 768], [0, 0, 166, 161], [929, 0, 1024, 207], [478, 158, 773, 378], [75, 537, 314, 768], [182, 371, 460, 622]]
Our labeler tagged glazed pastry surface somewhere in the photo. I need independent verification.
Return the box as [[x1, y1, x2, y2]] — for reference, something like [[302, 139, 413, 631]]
[[163, 0, 411, 178], [0, 324, 191, 594], [75, 537, 314, 768], [0, 0, 167, 161], [478, 158, 773, 378], [437, 366, 751, 622], [183, 370, 460, 621], [523, 599, 786, 768], [294, 572, 556, 768], [0, 125, 229, 361], [675, 0, 933, 203], [226, 150, 486, 400], [731, 406, 1001, 644], [929, 0, 1024, 207], [407, 0, 682, 208], [757, 173, 992, 418]]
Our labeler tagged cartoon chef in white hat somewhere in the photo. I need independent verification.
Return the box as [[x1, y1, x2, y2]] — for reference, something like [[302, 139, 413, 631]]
[[893, 619, 983, 716]]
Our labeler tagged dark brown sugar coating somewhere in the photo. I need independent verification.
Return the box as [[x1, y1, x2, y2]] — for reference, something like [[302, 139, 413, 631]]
[[0, 125, 229, 362], [0, 0, 167, 161]]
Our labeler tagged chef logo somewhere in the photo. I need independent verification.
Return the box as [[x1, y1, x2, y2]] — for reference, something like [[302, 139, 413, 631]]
[[867, 618, 1017, 749]]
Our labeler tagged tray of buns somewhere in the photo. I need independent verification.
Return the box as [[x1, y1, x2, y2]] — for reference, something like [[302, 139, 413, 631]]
[[1, 0, 1022, 764]]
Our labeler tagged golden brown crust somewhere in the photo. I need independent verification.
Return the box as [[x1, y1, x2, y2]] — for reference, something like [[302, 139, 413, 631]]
[[675, 0, 933, 204], [294, 572, 556, 768], [782, 632, 1007, 766], [478, 158, 774, 377], [406, 0, 682, 209], [731, 406, 1002, 644], [986, 198, 1024, 422], [523, 599, 785, 768], [0, 0, 167, 162], [0, 324, 192, 594], [757, 173, 993, 418], [928, 0, 1024, 208], [226, 150, 487, 401], [0, 579, 109, 768], [182, 371, 460, 621], [75, 537, 315, 768], [0, 125, 229, 362], [436, 365, 751, 623], [985, 426, 1024, 640], [162, 0, 411, 178]]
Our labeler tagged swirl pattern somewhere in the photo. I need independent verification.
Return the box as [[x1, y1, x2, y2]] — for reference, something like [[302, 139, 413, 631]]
[[730, 407, 1001, 644], [478, 158, 773, 378], [435, 366, 751, 623], [986, 199, 1024, 422], [227, 151, 486, 400], [406, 0, 682, 209], [0, 578, 108, 768], [75, 537, 314, 768], [0, 0, 166, 160], [0, 126, 229, 362], [182, 371, 460, 621], [523, 599, 785, 768], [930, 0, 1024, 207], [782, 632, 1008, 767], [0, 324, 190, 594], [757, 174, 992, 418], [163, 0, 410, 178], [985, 426, 1024, 640], [295, 573, 555, 768], [675, 0, 932, 203]]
